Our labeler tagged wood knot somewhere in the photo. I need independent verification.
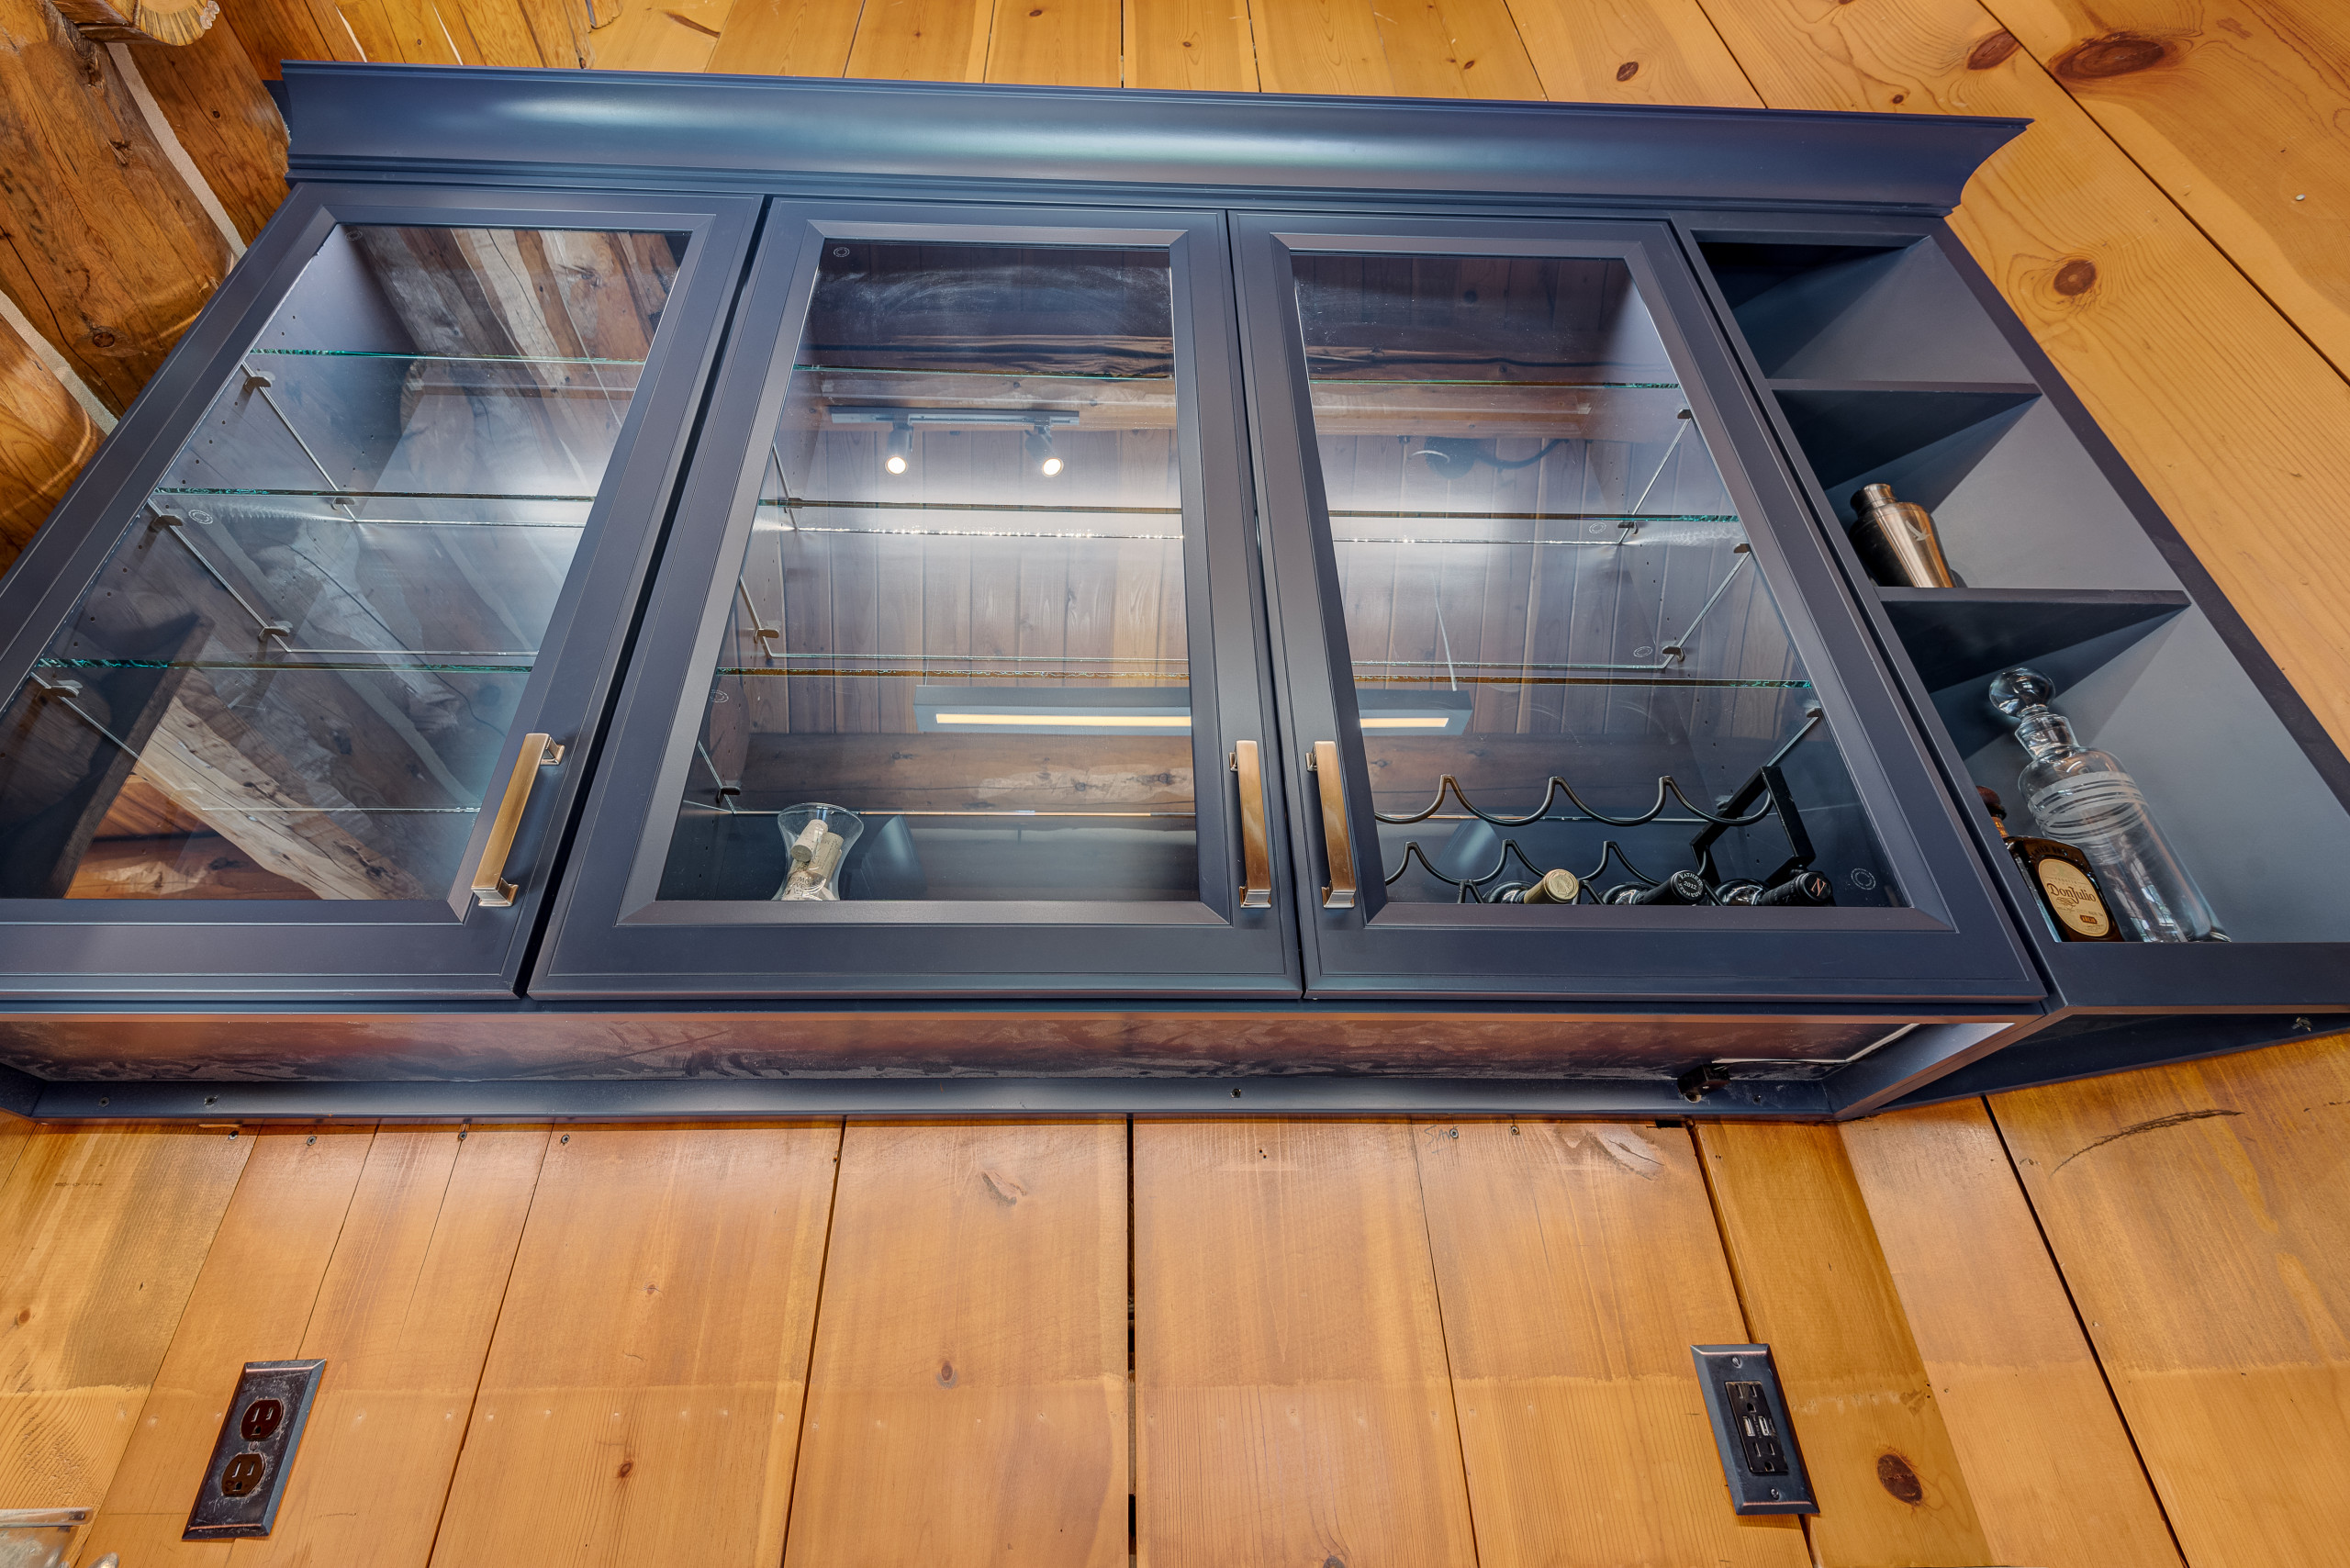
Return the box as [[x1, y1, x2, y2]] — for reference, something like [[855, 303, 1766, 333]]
[[2055, 32, 2171, 80], [617, 1459, 634, 1478], [1875, 1451, 1925, 1504], [2053, 258, 2098, 297], [90, 330, 117, 348], [1615, 61, 1639, 81], [937, 1360, 957, 1388], [13, 1308, 28, 1326], [1325, 1559, 1346, 1568], [979, 1169, 1026, 1205], [1966, 30, 2020, 69]]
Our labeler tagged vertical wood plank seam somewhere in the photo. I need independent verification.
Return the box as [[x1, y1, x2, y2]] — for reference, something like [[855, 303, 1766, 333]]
[[1404, 1119, 1486, 1568], [767, 1116, 851, 1568], [1685, 1120, 1828, 1568], [1664, 0, 1766, 106], [89, 1125, 373, 1550], [1124, 1113, 1135, 1549], [1962, 0, 2350, 393], [414, 1123, 565, 1568], [1977, 1094, 2194, 1565]]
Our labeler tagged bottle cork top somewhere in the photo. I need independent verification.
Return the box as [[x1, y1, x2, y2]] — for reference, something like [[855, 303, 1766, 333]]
[[1853, 482, 1899, 514], [1976, 785, 2006, 818]]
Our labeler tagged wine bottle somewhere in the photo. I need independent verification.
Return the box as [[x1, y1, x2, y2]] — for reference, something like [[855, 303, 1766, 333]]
[[1609, 869, 1708, 905], [1977, 787, 2123, 943], [1849, 483, 1956, 588], [1988, 667, 2224, 942], [1503, 868, 1580, 904], [1751, 870, 1834, 907]]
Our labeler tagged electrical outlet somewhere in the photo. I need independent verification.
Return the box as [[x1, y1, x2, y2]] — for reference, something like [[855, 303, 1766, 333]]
[[1691, 1345, 1816, 1515], [184, 1360, 325, 1540]]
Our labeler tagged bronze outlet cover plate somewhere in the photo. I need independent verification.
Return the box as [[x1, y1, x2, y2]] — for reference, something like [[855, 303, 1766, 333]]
[[1691, 1343, 1818, 1515], [185, 1359, 326, 1539]]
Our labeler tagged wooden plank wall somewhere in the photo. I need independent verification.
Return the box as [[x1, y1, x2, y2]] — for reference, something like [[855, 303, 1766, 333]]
[[6, 1059, 2349, 1566]]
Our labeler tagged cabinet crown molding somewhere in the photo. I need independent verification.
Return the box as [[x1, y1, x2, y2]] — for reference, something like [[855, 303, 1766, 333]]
[[279, 64, 2026, 214]]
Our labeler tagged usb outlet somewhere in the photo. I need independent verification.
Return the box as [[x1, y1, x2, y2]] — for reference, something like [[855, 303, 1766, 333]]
[[1692, 1344, 1816, 1514], [1725, 1381, 1786, 1474]]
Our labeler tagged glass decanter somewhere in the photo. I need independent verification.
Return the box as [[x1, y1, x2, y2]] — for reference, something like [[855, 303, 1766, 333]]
[[1988, 667, 2225, 942]]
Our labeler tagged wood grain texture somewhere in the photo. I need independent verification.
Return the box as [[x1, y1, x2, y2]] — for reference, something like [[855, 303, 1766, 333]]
[[784, 1121, 1126, 1568], [1981, 0, 2350, 379], [0, 1114, 28, 1190], [1134, 1118, 1478, 1568], [582, 0, 734, 73], [1248, 0, 1393, 95], [125, 16, 286, 243], [1992, 1034, 2350, 1568], [1124, 0, 1255, 89], [427, 1122, 840, 1568], [843, 0, 991, 81], [211, 0, 334, 77], [0, 306, 100, 572], [707, 0, 862, 73], [1841, 1101, 2183, 1568], [985, 0, 1119, 85], [1415, 1118, 1808, 1568], [1505, 0, 1757, 105], [0, 0, 233, 411], [1695, 1120, 1990, 1568], [1691, 0, 2350, 763], [0, 1126, 252, 1523], [229, 1126, 548, 1568], [81, 1126, 375, 1567]]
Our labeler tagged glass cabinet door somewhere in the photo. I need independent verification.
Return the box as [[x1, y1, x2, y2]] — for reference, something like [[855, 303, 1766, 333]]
[[0, 189, 755, 997], [536, 205, 1296, 997], [1235, 216, 2040, 1002]]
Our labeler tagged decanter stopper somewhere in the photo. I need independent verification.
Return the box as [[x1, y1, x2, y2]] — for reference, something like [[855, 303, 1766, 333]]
[[1987, 666, 2056, 720]]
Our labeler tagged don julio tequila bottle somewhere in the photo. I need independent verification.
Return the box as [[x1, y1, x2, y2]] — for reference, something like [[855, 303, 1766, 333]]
[[1978, 787, 2122, 942], [1988, 667, 2225, 942]]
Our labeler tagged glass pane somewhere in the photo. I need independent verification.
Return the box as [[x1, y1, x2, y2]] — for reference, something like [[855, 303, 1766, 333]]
[[1292, 252, 1899, 909], [659, 241, 1194, 902], [0, 226, 688, 900]]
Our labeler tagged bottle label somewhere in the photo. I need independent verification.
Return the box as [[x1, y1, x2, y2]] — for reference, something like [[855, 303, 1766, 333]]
[[2036, 858, 2111, 937]]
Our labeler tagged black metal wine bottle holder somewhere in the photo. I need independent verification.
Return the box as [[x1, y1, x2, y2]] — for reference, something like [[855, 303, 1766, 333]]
[[1376, 710, 1824, 903]]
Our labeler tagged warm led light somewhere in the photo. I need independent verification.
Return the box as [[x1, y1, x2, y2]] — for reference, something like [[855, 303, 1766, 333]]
[[932, 712, 1190, 727], [884, 423, 912, 476], [1040, 455, 1063, 476], [1359, 715, 1453, 729], [885, 453, 908, 475]]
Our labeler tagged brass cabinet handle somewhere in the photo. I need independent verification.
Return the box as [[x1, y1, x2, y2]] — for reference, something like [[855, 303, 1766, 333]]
[[469, 732, 565, 909], [1308, 739, 1358, 910], [1230, 740, 1273, 909]]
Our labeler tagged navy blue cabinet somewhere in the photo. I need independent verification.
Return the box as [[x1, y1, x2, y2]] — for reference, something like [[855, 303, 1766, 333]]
[[0, 66, 2341, 1108]]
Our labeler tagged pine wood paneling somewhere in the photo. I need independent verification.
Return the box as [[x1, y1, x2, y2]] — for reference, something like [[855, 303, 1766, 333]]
[[1415, 1118, 1809, 1568], [0, 1114, 28, 1188], [0, 0, 233, 411], [707, 0, 864, 74], [1504, 0, 1756, 105], [80, 1126, 375, 1567], [1134, 1118, 1478, 1568], [583, 0, 736, 72], [1992, 1036, 2350, 1568], [427, 1123, 840, 1568], [1368, 0, 1541, 99], [1980, 0, 2350, 379], [985, 0, 1119, 85], [1248, 0, 1393, 95], [843, 0, 992, 82], [783, 1121, 1126, 1568], [1840, 1101, 2182, 1568], [125, 17, 287, 243], [0, 1126, 252, 1529], [1689, 0, 2350, 762], [1695, 1121, 1990, 1568], [1124, 0, 1256, 90], [230, 1126, 547, 1568], [213, 0, 337, 79], [0, 309, 101, 571]]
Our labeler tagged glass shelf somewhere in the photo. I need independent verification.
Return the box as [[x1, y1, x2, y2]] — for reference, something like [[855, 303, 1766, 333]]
[[0, 220, 688, 902]]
